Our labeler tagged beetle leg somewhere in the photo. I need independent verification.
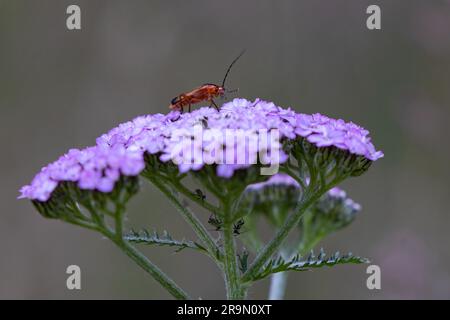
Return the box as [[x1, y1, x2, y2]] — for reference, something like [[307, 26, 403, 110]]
[[210, 100, 219, 111], [188, 103, 191, 112]]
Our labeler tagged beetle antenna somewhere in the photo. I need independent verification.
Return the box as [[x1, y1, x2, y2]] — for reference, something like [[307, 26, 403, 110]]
[[221, 50, 246, 88]]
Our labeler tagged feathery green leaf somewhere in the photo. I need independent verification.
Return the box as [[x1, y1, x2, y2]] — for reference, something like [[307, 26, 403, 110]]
[[124, 229, 208, 253], [250, 249, 369, 281]]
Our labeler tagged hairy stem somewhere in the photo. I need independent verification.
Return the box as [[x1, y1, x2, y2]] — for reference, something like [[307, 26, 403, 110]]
[[222, 201, 246, 299], [105, 229, 190, 300], [68, 205, 190, 300], [171, 179, 219, 213], [148, 177, 222, 263], [242, 187, 324, 282], [104, 201, 190, 300]]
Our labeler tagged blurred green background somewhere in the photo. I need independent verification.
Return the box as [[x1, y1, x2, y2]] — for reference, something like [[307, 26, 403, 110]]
[[1, 0, 449, 299]]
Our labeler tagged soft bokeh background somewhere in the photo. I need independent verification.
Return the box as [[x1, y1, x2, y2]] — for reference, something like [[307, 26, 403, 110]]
[[1, 0, 449, 299]]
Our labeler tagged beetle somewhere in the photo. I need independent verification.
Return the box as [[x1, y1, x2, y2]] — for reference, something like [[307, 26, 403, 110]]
[[169, 50, 245, 113]]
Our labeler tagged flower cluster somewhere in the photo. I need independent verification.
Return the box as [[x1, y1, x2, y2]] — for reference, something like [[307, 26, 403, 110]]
[[238, 173, 362, 261], [19, 98, 383, 202], [296, 183, 362, 243], [244, 173, 361, 229], [310, 186, 362, 231], [19, 146, 144, 202], [241, 174, 302, 225], [295, 113, 383, 161], [246, 173, 360, 211], [246, 173, 301, 191]]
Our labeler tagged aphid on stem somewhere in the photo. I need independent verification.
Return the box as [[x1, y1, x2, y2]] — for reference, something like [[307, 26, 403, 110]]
[[194, 189, 206, 202], [233, 219, 245, 236], [208, 214, 223, 231], [169, 50, 245, 113]]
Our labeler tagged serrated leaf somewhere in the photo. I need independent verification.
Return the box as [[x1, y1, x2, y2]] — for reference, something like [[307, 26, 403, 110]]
[[124, 229, 207, 253], [251, 249, 369, 281]]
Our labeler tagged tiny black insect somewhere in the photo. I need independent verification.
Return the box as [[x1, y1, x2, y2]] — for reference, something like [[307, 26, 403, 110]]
[[208, 214, 223, 231], [194, 189, 206, 202], [233, 219, 245, 235], [200, 117, 209, 129]]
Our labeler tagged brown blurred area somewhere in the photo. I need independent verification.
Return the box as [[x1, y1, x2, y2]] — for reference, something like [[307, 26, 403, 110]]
[[1, 0, 449, 299]]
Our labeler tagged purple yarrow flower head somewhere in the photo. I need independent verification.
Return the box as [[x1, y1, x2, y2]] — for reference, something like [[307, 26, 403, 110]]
[[326, 185, 361, 212], [246, 173, 300, 191], [19, 168, 58, 202], [242, 174, 302, 226], [328, 186, 347, 199], [19, 145, 144, 201], [294, 112, 383, 161], [246, 173, 361, 232], [243, 173, 362, 230], [19, 98, 382, 202], [246, 174, 353, 202], [306, 185, 362, 233]]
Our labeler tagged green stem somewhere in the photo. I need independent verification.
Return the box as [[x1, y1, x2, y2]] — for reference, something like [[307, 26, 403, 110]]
[[280, 166, 306, 190], [222, 202, 246, 300], [64, 217, 101, 232], [106, 200, 190, 300], [67, 206, 189, 300], [105, 230, 190, 300], [242, 188, 324, 282], [114, 202, 125, 241], [223, 225, 245, 299], [148, 177, 222, 262], [171, 179, 219, 213]]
